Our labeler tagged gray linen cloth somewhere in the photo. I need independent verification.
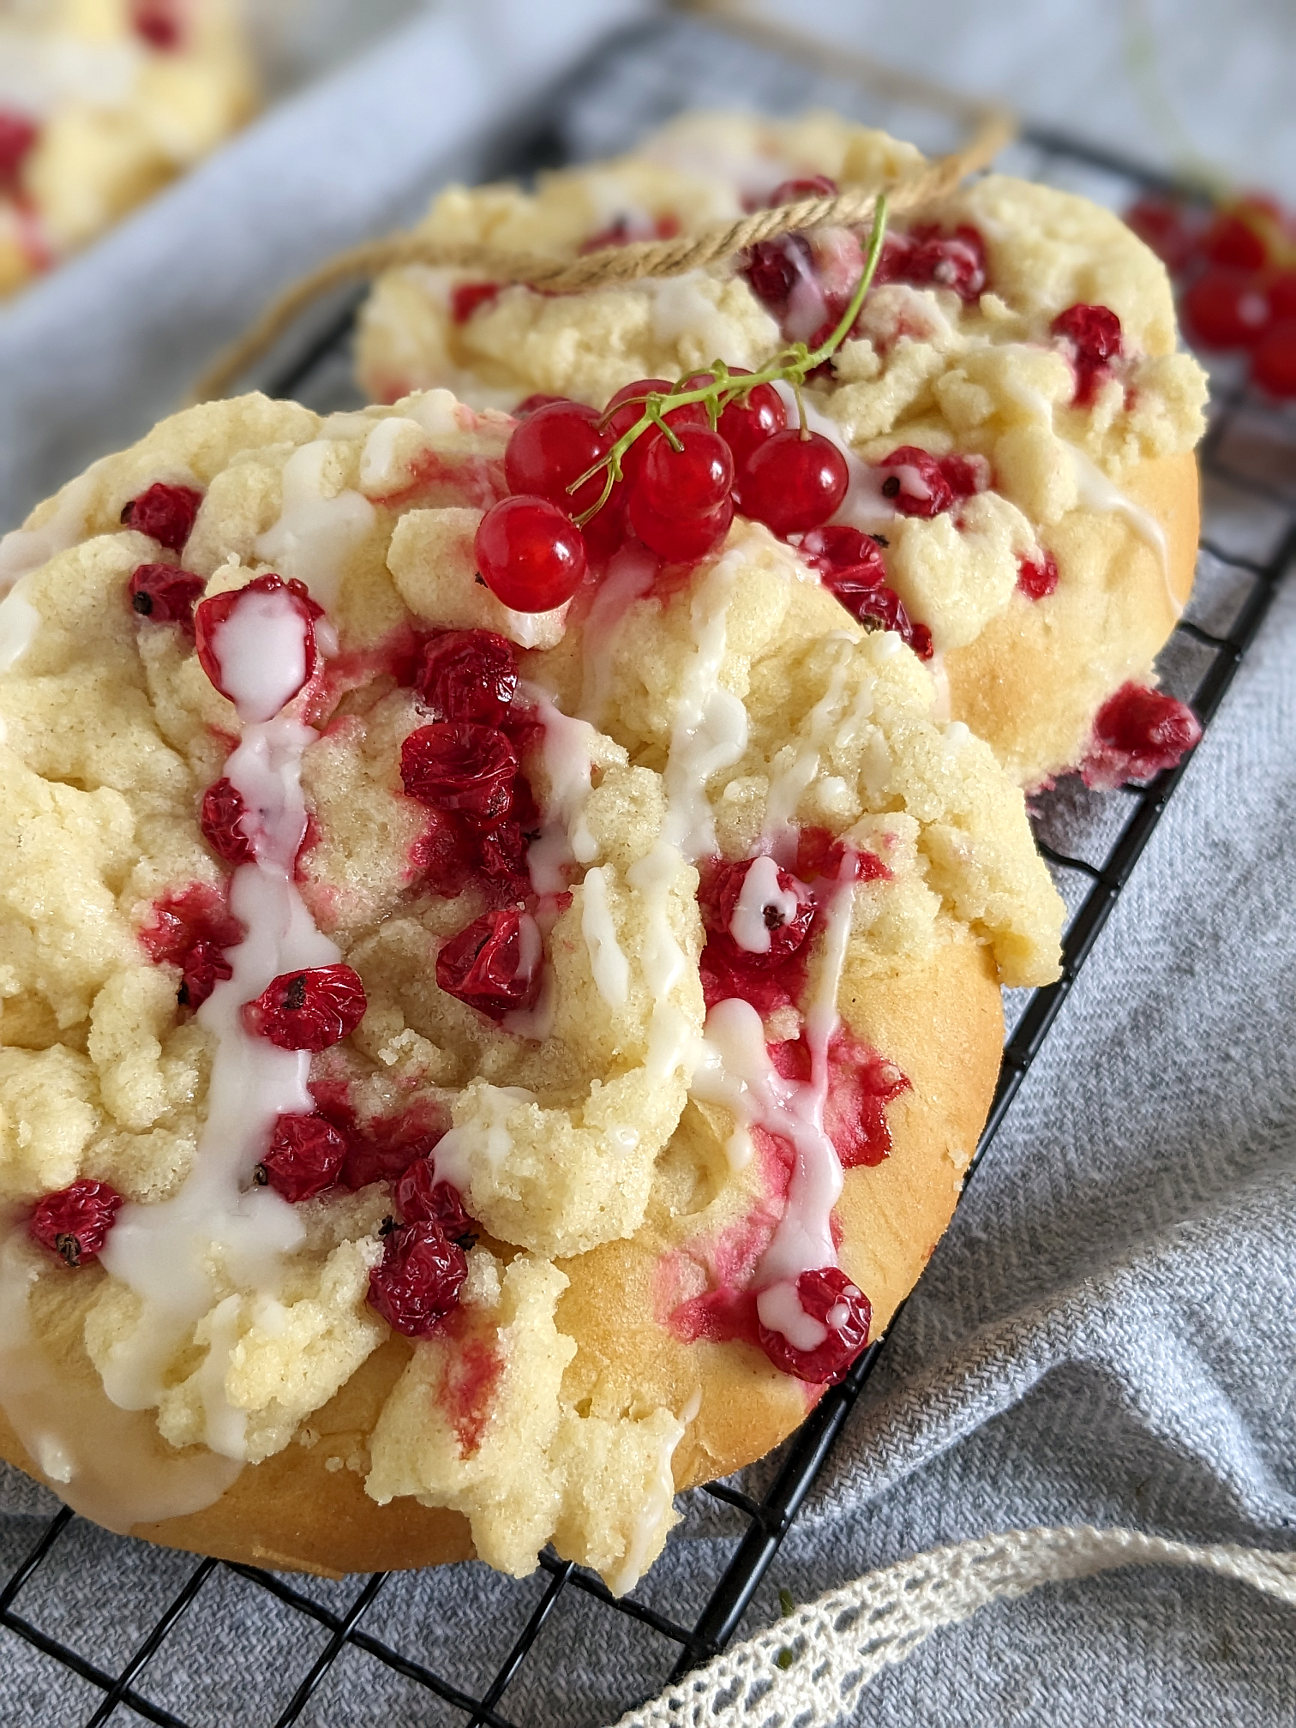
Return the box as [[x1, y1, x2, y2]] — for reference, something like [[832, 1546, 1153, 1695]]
[[2, 5, 1295, 1724]]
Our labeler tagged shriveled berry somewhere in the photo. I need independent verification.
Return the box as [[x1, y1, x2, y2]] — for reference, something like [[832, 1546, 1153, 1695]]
[[877, 446, 953, 517], [743, 233, 815, 317], [758, 1266, 871, 1384], [1251, 318, 1296, 398], [394, 1162, 475, 1239], [705, 858, 815, 963], [1017, 550, 1060, 600], [139, 885, 243, 1009], [199, 777, 257, 866], [451, 281, 502, 323], [903, 223, 988, 300], [436, 907, 541, 1019], [629, 491, 733, 563], [416, 629, 518, 725], [505, 399, 612, 516], [1081, 683, 1202, 789], [128, 563, 205, 624], [475, 496, 587, 612], [401, 721, 518, 821], [256, 1113, 348, 1203], [29, 1180, 124, 1268], [739, 429, 848, 536], [637, 425, 734, 520], [717, 376, 787, 467], [367, 1219, 468, 1337], [242, 963, 368, 1051], [193, 574, 323, 717], [0, 110, 40, 189], [120, 482, 203, 552], [1051, 303, 1124, 406]]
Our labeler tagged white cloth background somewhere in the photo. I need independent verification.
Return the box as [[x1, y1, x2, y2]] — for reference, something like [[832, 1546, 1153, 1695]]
[[1, 3, 1294, 1724]]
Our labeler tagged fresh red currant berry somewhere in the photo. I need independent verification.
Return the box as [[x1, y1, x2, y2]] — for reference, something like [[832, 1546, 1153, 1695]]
[[199, 777, 256, 866], [400, 721, 518, 822], [1251, 317, 1296, 399], [877, 446, 954, 517], [738, 429, 848, 536], [436, 907, 540, 1019], [1182, 267, 1271, 350], [705, 857, 816, 963], [717, 376, 787, 468], [475, 496, 587, 612], [451, 281, 502, 323], [193, 573, 322, 714], [636, 425, 734, 521], [242, 964, 368, 1051], [767, 174, 838, 205], [1017, 550, 1060, 600], [0, 111, 39, 190], [367, 1219, 468, 1337], [505, 400, 612, 517], [514, 393, 568, 417], [1200, 209, 1269, 271], [1124, 195, 1201, 273], [629, 491, 734, 563], [29, 1180, 124, 1268], [416, 629, 518, 726], [393, 1162, 475, 1239], [758, 1267, 871, 1384], [798, 525, 880, 575], [128, 563, 205, 625], [120, 482, 203, 552], [256, 1113, 348, 1203], [1266, 273, 1296, 321], [603, 380, 709, 490]]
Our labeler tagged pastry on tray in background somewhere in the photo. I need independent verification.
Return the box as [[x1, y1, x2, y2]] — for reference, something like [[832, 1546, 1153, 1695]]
[[0, 0, 257, 297], [0, 386, 1062, 1588], [356, 110, 1208, 793]]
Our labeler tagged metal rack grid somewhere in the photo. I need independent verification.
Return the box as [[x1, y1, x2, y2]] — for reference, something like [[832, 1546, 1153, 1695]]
[[2, 12, 1293, 1726]]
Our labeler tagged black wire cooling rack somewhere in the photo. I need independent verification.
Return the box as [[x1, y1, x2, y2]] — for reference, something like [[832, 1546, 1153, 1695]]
[[3, 12, 1294, 1727]]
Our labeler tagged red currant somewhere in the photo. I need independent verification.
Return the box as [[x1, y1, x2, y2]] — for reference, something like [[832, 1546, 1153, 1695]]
[[257, 1113, 348, 1203], [1182, 267, 1270, 350], [1200, 209, 1269, 271], [138, 885, 243, 1010], [636, 425, 734, 520], [505, 400, 612, 517], [416, 629, 518, 725], [29, 1180, 124, 1268], [738, 429, 848, 537], [475, 496, 587, 612], [703, 858, 816, 963], [629, 492, 734, 563], [514, 393, 567, 417], [1251, 317, 1296, 398], [451, 282, 502, 323], [120, 482, 203, 552], [200, 777, 257, 866], [193, 574, 322, 711], [436, 907, 540, 1019], [131, 0, 184, 49], [1017, 551, 1060, 601], [400, 721, 518, 821], [393, 1163, 475, 1239], [242, 964, 368, 1051], [1082, 683, 1202, 789], [0, 111, 39, 190], [758, 1267, 871, 1384], [367, 1219, 467, 1337], [128, 563, 205, 625], [1124, 195, 1202, 272], [767, 174, 838, 205], [717, 376, 787, 468]]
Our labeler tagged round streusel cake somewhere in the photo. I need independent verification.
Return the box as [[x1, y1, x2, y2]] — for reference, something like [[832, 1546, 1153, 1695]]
[[355, 110, 1207, 791], [0, 0, 256, 297], [0, 390, 1062, 1588]]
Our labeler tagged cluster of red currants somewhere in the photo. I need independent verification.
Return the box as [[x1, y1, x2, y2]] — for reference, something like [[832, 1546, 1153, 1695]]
[[1128, 191, 1296, 398], [472, 378, 856, 613]]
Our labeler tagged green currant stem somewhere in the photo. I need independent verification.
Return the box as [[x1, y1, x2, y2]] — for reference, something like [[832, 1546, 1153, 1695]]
[[569, 194, 890, 525]]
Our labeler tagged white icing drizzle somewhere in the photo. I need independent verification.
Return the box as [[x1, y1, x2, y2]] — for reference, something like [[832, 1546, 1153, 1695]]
[[519, 682, 599, 896], [648, 273, 765, 365], [0, 470, 96, 597], [208, 584, 313, 722], [762, 635, 860, 861], [581, 866, 630, 1009], [579, 542, 658, 724], [433, 1086, 538, 1187], [255, 441, 377, 609], [625, 840, 695, 1081], [660, 548, 748, 860], [729, 855, 799, 955], [0, 585, 40, 676], [604, 1388, 701, 1598]]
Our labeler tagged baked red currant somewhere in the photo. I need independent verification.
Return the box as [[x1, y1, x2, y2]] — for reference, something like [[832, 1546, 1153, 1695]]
[[1051, 303, 1124, 406], [1125, 195, 1201, 272], [400, 722, 518, 822], [738, 429, 848, 536], [242, 964, 368, 1051], [767, 174, 838, 205], [193, 574, 322, 715], [128, 563, 205, 625], [29, 1180, 124, 1268], [393, 1163, 475, 1239], [120, 482, 203, 552], [199, 778, 256, 866], [704, 858, 816, 963], [451, 282, 502, 323], [367, 1219, 467, 1337], [138, 885, 243, 1010], [256, 1113, 349, 1203], [436, 907, 540, 1019], [131, 0, 184, 49], [758, 1267, 871, 1384], [475, 496, 587, 612], [1081, 683, 1202, 789], [877, 446, 953, 517], [416, 629, 518, 725], [505, 400, 612, 517], [1017, 551, 1060, 600], [0, 111, 39, 190]]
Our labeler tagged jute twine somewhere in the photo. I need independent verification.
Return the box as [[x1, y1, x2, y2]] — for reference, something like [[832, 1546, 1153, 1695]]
[[193, 108, 1014, 404]]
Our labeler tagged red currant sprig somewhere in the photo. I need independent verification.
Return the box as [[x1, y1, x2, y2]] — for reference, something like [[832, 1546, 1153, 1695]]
[[473, 195, 890, 606]]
